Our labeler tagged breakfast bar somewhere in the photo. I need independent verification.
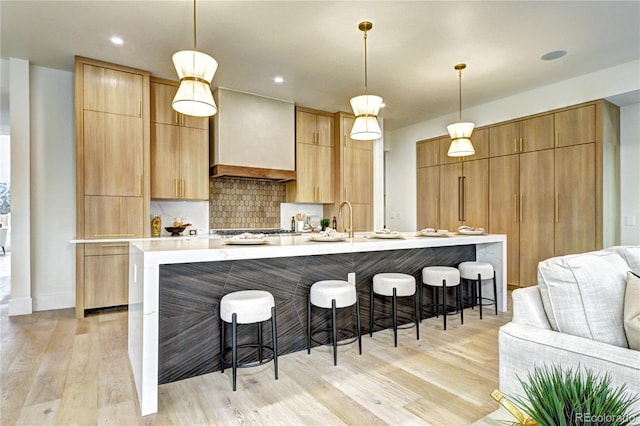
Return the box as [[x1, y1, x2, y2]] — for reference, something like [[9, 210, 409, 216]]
[[128, 232, 506, 415]]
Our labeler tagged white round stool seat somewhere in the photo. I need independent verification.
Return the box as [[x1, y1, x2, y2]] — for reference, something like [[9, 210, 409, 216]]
[[373, 273, 416, 297], [220, 290, 275, 324], [458, 261, 495, 280], [310, 280, 357, 309], [422, 266, 460, 287]]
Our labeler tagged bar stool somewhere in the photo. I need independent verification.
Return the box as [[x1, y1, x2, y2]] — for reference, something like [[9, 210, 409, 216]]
[[219, 290, 278, 391], [370, 273, 419, 347], [421, 266, 462, 330], [307, 280, 362, 366], [458, 261, 498, 319]]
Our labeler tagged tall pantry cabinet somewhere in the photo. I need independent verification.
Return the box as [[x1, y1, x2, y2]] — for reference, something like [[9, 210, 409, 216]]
[[75, 57, 150, 317], [417, 100, 619, 289], [325, 112, 374, 232]]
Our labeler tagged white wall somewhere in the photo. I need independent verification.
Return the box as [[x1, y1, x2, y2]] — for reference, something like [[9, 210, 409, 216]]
[[385, 59, 640, 235], [30, 66, 76, 311], [620, 103, 640, 245], [9, 58, 32, 315]]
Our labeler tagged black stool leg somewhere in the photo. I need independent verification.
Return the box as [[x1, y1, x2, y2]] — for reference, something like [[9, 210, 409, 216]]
[[493, 274, 498, 315], [220, 317, 225, 373], [355, 299, 362, 354], [331, 299, 338, 366], [442, 280, 447, 331], [478, 273, 483, 320], [307, 297, 312, 354], [419, 281, 423, 323], [272, 306, 278, 380], [432, 287, 438, 318], [369, 285, 374, 337], [457, 285, 463, 325], [414, 290, 420, 340], [232, 313, 238, 391], [392, 288, 398, 347], [258, 320, 263, 363]]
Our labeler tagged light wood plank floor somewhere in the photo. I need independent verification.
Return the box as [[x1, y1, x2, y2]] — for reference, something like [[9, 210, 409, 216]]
[[1, 255, 512, 425]]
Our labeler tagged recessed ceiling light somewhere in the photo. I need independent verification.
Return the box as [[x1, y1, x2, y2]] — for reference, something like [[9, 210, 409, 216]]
[[541, 50, 567, 61], [110, 36, 124, 46], [273, 76, 284, 84]]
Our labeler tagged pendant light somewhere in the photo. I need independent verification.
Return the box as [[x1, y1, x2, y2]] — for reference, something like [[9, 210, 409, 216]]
[[447, 63, 475, 157], [350, 21, 383, 141], [172, 0, 218, 117]]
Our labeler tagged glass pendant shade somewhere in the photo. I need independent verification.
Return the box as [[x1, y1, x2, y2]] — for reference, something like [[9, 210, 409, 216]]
[[172, 50, 218, 117], [350, 94, 383, 140]]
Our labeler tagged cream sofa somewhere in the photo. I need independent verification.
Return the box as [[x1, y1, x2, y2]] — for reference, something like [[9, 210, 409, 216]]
[[499, 246, 640, 411]]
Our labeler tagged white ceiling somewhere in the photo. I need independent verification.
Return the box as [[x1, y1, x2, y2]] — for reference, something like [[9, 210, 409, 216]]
[[1, 1, 639, 131]]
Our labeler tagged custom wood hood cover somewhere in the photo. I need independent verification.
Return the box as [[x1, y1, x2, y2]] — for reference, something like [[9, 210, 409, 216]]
[[211, 88, 296, 181]]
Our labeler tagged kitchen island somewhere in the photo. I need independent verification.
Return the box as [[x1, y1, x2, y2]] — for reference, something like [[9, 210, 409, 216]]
[[128, 232, 506, 415]]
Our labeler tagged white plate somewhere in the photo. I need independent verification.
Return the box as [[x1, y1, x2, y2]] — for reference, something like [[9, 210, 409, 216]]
[[457, 229, 486, 235], [417, 230, 449, 237], [369, 233, 404, 239], [225, 238, 269, 245], [308, 235, 347, 242]]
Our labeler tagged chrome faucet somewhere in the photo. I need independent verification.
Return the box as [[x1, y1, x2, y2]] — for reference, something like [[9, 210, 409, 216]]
[[339, 200, 354, 238]]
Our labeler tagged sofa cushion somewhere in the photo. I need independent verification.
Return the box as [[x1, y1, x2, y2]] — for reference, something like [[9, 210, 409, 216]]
[[625, 271, 640, 351], [605, 245, 640, 275], [537, 250, 629, 348]]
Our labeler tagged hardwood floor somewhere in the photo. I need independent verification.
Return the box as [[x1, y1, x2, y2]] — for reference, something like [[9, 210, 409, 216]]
[[1, 255, 512, 425]]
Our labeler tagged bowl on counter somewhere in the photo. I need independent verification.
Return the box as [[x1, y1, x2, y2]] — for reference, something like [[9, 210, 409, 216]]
[[165, 226, 188, 236]]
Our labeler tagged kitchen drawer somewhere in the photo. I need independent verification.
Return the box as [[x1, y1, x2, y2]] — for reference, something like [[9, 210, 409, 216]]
[[84, 242, 129, 256]]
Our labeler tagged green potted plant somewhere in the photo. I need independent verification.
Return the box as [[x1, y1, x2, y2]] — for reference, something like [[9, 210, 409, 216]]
[[500, 364, 639, 426], [320, 218, 330, 231]]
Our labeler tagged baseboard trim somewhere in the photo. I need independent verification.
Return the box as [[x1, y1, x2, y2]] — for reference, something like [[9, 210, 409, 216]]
[[8, 296, 33, 316]]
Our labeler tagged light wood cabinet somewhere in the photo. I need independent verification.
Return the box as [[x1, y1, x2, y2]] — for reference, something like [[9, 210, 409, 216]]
[[416, 166, 439, 230], [286, 107, 334, 203], [75, 57, 150, 317], [439, 159, 488, 231], [489, 114, 554, 156], [554, 104, 595, 148], [150, 79, 209, 200], [151, 123, 209, 200], [324, 112, 374, 232], [554, 143, 596, 255], [84, 254, 129, 309], [83, 110, 144, 196], [419, 100, 619, 290], [151, 80, 208, 129]]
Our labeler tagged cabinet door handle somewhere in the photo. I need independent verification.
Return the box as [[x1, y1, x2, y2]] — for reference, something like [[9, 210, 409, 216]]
[[138, 99, 142, 117], [514, 139, 518, 153], [555, 131, 559, 147], [436, 150, 439, 166], [175, 111, 179, 125], [461, 176, 466, 222], [555, 192, 559, 223], [513, 194, 518, 223], [175, 178, 179, 197], [457, 176, 462, 222], [519, 138, 523, 152], [520, 194, 523, 223]]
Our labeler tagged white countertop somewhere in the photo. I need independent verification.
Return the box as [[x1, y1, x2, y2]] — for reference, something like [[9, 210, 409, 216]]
[[129, 232, 506, 264]]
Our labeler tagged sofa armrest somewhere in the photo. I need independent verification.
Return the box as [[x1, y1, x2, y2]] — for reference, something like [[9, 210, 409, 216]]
[[511, 286, 551, 329], [499, 322, 640, 412]]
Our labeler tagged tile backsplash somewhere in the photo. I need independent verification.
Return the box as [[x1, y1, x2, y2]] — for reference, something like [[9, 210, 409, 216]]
[[209, 178, 285, 228]]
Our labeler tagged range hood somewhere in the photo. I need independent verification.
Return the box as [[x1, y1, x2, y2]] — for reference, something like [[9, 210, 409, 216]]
[[210, 87, 296, 181]]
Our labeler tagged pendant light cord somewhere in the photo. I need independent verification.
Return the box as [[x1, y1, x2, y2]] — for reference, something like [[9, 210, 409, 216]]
[[458, 67, 462, 121], [363, 29, 368, 95], [193, 0, 197, 51]]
